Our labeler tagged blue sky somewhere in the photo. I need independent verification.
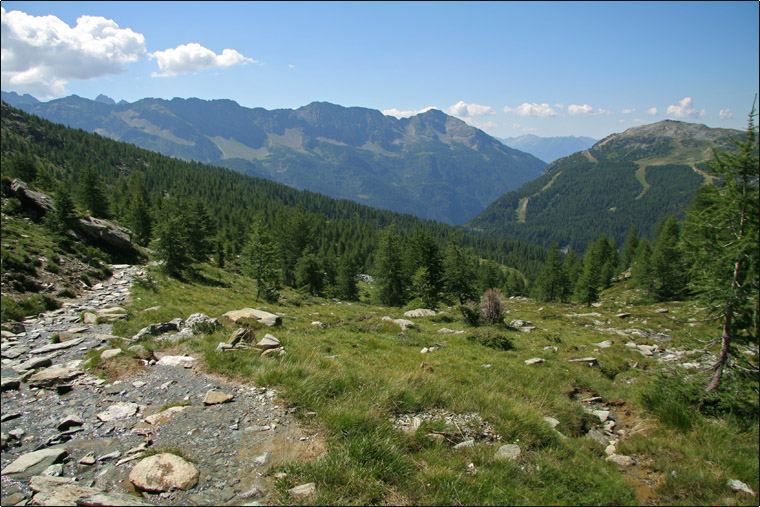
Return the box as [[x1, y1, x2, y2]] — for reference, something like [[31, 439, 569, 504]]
[[2, 1, 758, 139]]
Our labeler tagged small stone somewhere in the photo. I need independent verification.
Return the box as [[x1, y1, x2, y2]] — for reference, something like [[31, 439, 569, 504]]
[[252, 452, 269, 467], [228, 328, 254, 346], [288, 482, 316, 497], [100, 349, 122, 360], [79, 453, 96, 465], [96, 402, 141, 422], [156, 355, 196, 368], [57, 415, 84, 431], [203, 390, 234, 405], [616, 313, 631, 319], [592, 410, 610, 423], [591, 340, 613, 348], [145, 405, 188, 425], [605, 444, 617, 456], [83, 312, 98, 324], [727, 479, 755, 496], [543, 416, 560, 429], [255, 334, 281, 350], [606, 454, 635, 467], [403, 309, 436, 318], [426, 433, 445, 444], [453, 439, 475, 449], [494, 444, 521, 461], [524, 358, 545, 365]]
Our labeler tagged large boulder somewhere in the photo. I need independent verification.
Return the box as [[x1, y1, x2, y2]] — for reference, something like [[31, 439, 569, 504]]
[[129, 453, 199, 492], [77, 216, 132, 249], [27, 366, 83, 388], [10, 179, 55, 218], [223, 308, 282, 327]]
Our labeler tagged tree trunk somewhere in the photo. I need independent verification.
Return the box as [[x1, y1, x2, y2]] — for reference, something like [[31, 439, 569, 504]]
[[706, 306, 732, 392]]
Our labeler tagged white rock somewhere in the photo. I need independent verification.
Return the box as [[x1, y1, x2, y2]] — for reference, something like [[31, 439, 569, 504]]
[[606, 454, 635, 467], [156, 355, 197, 368], [255, 334, 281, 350], [288, 482, 316, 497], [592, 410, 610, 423], [727, 479, 755, 496], [453, 439, 475, 449], [404, 309, 436, 318], [524, 358, 545, 365], [96, 402, 141, 422], [129, 453, 199, 492], [100, 349, 122, 360]]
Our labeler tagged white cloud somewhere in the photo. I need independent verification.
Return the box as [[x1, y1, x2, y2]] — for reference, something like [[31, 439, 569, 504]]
[[1, 7, 146, 98], [149, 42, 254, 77], [504, 102, 557, 118], [382, 106, 436, 118], [445, 100, 495, 118], [622, 108, 636, 114], [666, 97, 706, 119], [554, 103, 564, 109], [597, 108, 613, 116], [646, 107, 658, 116], [719, 108, 733, 120], [288, 63, 295, 69], [568, 104, 594, 116]]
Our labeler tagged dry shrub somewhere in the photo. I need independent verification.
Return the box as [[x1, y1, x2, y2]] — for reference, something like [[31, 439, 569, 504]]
[[479, 288, 506, 325]]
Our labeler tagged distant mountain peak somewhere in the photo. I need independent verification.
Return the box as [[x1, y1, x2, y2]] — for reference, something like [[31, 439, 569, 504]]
[[95, 94, 116, 105]]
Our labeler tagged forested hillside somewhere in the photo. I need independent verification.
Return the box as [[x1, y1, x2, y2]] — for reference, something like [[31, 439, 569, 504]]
[[1, 92, 546, 224], [1, 102, 546, 300], [469, 120, 743, 251]]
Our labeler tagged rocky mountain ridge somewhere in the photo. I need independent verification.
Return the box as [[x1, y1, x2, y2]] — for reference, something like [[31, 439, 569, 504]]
[[1, 92, 546, 225]]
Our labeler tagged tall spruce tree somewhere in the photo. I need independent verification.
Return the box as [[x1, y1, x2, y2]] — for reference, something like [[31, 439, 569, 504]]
[[335, 256, 359, 301], [443, 240, 476, 304], [620, 226, 640, 271], [77, 165, 109, 218], [535, 242, 569, 302], [405, 228, 444, 307], [681, 103, 759, 391], [375, 223, 406, 306], [243, 221, 280, 302], [649, 216, 686, 301]]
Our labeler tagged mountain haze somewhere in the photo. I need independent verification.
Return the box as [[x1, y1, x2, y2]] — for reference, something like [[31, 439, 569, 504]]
[[469, 120, 744, 251], [499, 134, 598, 164], [1, 91, 545, 224]]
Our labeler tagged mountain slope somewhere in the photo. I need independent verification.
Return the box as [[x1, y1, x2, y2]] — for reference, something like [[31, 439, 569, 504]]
[[468, 120, 743, 251], [1, 92, 545, 224], [499, 134, 597, 164]]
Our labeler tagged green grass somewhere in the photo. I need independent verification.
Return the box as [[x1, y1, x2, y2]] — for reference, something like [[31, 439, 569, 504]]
[[105, 262, 758, 505]]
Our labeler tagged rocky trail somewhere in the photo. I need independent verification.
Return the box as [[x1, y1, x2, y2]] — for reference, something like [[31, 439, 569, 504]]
[[1, 265, 323, 506]]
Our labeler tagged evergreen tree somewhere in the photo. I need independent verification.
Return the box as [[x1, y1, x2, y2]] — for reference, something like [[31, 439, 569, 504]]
[[7, 153, 38, 182], [405, 228, 444, 307], [477, 260, 504, 293], [563, 248, 583, 290], [125, 171, 153, 246], [649, 216, 686, 301], [620, 226, 640, 271], [243, 221, 280, 302], [534, 242, 569, 302], [375, 223, 406, 306], [295, 250, 325, 296], [276, 203, 314, 287], [77, 165, 109, 218], [503, 271, 527, 297], [154, 205, 192, 277], [186, 200, 215, 262], [574, 239, 601, 306], [681, 103, 759, 391], [335, 256, 359, 301], [46, 186, 77, 234], [443, 240, 476, 304], [631, 239, 654, 292]]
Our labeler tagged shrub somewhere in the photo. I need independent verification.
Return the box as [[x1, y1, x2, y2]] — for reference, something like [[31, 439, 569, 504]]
[[467, 328, 514, 351], [479, 288, 506, 325], [459, 300, 480, 326]]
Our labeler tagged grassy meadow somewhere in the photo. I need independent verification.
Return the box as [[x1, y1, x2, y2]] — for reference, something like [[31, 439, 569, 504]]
[[102, 263, 758, 506]]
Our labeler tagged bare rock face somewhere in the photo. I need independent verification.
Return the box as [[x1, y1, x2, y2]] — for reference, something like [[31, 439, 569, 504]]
[[77, 216, 132, 249], [129, 453, 199, 492], [1, 448, 67, 475], [10, 179, 55, 217]]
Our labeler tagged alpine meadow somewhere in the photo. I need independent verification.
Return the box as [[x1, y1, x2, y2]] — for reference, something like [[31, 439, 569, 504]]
[[1, 2, 758, 506]]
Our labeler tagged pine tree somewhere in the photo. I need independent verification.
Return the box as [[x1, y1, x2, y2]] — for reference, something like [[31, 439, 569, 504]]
[[295, 250, 324, 296], [154, 206, 192, 277], [534, 242, 569, 302], [243, 221, 280, 302], [375, 223, 406, 306], [649, 216, 686, 301], [47, 186, 77, 234], [77, 165, 109, 218], [574, 239, 601, 306], [335, 256, 359, 301], [405, 228, 444, 307], [620, 226, 640, 271], [443, 240, 476, 304], [631, 239, 654, 292], [681, 102, 759, 391]]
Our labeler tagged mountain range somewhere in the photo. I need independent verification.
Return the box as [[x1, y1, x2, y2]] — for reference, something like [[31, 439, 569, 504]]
[[468, 120, 744, 251], [0, 91, 545, 225], [499, 134, 597, 164]]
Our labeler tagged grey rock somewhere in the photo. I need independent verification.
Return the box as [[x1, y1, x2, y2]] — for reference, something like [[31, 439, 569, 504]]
[[256, 334, 281, 350], [96, 402, 141, 422], [1, 448, 67, 475], [727, 479, 755, 496], [288, 482, 316, 497], [27, 366, 83, 388], [77, 216, 132, 249], [453, 439, 476, 449], [203, 390, 234, 405], [31, 337, 86, 354], [156, 355, 196, 368], [524, 358, 545, 365], [223, 308, 282, 327], [606, 454, 635, 467], [494, 444, 521, 461], [404, 309, 436, 318]]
